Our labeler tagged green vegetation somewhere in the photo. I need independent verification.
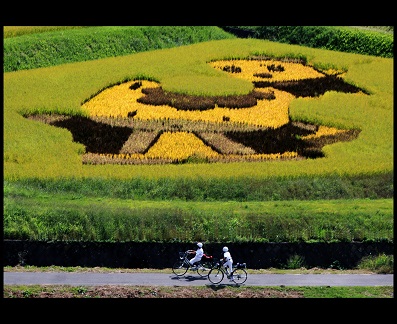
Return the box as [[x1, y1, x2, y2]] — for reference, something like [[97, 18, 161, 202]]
[[4, 180, 393, 242], [3, 284, 393, 298], [5, 251, 394, 274], [5, 171, 393, 200], [4, 26, 392, 73], [3, 26, 88, 38], [224, 26, 393, 58], [3, 27, 393, 249], [3, 26, 235, 72], [357, 253, 394, 273], [282, 253, 394, 273]]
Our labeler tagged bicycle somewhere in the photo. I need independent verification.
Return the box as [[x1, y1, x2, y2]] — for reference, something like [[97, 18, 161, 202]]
[[172, 251, 215, 277], [207, 260, 248, 284]]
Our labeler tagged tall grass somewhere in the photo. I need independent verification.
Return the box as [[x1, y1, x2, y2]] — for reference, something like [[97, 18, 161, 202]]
[[4, 194, 393, 243]]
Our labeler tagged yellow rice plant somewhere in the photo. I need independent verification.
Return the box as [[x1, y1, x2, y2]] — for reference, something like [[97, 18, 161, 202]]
[[209, 59, 325, 82], [212, 151, 299, 162], [81, 59, 322, 128], [80, 58, 359, 164], [144, 131, 219, 160], [135, 90, 291, 128], [301, 125, 347, 140], [81, 80, 159, 117], [82, 81, 291, 128], [92, 147, 299, 164]]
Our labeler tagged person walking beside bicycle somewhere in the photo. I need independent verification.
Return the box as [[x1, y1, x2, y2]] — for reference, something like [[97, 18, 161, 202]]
[[221, 246, 234, 280], [187, 242, 204, 270]]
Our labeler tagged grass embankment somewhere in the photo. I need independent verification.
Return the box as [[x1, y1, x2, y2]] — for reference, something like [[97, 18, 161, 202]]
[[4, 178, 393, 243]]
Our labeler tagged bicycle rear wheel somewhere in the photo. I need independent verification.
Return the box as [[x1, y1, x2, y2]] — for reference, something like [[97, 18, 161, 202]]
[[197, 261, 213, 277], [172, 260, 189, 276], [208, 267, 224, 284], [231, 268, 247, 284]]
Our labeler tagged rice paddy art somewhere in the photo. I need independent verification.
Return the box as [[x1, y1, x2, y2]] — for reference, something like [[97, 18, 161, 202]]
[[26, 57, 366, 165]]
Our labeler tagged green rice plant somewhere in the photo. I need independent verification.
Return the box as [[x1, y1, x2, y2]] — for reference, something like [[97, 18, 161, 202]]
[[4, 171, 393, 201]]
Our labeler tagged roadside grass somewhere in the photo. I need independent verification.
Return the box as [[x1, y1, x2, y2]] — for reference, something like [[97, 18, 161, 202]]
[[290, 286, 393, 298], [356, 253, 394, 274], [4, 253, 393, 274], [3, 284, 393, 298]]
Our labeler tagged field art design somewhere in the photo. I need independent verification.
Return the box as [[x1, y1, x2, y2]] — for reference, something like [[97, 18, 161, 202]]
[[26, 57, 367, 165]]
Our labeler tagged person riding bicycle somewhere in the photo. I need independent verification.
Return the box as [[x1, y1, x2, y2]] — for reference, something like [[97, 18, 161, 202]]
[[221, 246, 234, 281], [187, 242, 204, 270]]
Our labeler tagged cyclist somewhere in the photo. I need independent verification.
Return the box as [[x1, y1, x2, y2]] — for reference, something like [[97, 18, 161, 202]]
[[187, 242, 204, 270], [221, 246, 234, 281]]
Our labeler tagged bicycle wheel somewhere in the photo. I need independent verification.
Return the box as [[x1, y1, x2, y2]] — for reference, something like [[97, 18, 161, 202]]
[[197, 261, 213, 277], [231, 268, 247, 284], [172, 259, 189, 276], [208, 267, 224, 284]]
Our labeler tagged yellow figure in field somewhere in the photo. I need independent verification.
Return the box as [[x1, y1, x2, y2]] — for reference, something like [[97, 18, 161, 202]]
[[70, 59, 364, 164]]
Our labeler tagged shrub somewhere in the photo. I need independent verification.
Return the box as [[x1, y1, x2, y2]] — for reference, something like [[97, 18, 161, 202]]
[[357, 253, 394, 274]]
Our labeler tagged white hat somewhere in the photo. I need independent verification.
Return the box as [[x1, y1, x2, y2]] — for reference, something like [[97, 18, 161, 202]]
[[223, 246, 228, 252], [197, 242, 203, 248]]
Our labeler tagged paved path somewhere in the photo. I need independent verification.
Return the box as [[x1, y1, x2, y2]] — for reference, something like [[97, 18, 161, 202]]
[[4, 272, 393, 286]]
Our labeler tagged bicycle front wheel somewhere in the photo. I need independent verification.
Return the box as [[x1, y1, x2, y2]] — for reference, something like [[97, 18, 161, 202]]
[[197, 261, 213, 277], [208, 267, 224, 284], [231, 268, 247, 284], [172, 260, 189, 276]]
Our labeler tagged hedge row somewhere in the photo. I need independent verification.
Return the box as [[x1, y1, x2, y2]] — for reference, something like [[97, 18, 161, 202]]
[[221, 26, 393, 58]]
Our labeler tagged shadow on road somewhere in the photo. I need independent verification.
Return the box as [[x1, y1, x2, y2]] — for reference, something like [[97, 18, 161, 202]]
[[170, 274, 209, 282]]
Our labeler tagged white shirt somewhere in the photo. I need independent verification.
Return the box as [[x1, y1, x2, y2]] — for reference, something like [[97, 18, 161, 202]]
[[223, 251, 232, 262], [196, 247, 204, 258]]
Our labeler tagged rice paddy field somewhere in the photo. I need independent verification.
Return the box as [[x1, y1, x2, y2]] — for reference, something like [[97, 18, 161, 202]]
[[3, 26, 393, 246]]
